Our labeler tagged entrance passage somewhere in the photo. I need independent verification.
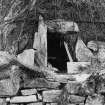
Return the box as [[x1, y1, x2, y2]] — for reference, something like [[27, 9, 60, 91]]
[[47, 31, 68, 73]]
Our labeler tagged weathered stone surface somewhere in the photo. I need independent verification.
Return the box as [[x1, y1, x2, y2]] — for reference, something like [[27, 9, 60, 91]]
[[45, 19, 79, 33], [21, 89, 37, 96], [0, 65, 20, 96], [98, 48, 105, 63], [46, 103, 50, 105], [43, 90, 62, 102], [67, 104, 76, 105], [66, 81, 82, 94], [9, 95, 37, 104], [33, 16, 47, 66], [87, 41, 98, 51], [24, 78, 60, 89], [67, 62, 90, 74], [37, 93, 42, 101], [85, 95, 104, 105], [66, 80, 95, 96], [47, 74, 75, 83], [27, 102, 43, 105], [0, 51, 14, 65], [0, 79, 18, 96], [69, 95, 85, 103], [87, 40, 105, 63], [87, 41, 105, 50], [79, 103, 84, 105], [72, 73, 91, 83], [0, 98, 6, 105], [50, 103, 58, 105], [75, 37, 93, 62], [17, 49, 35, 67]]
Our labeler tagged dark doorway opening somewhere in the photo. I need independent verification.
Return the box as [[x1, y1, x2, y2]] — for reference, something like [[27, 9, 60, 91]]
[[47, 31, 68, 73]]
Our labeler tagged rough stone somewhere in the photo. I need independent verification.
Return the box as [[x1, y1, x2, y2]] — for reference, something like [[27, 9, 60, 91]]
[[85, 95, 104, 105], [0, 98, 6, 105], [66, 81, 82, 94], [24, 78, 60, 89], [43, 90, 62, 102], [27, 102, 43, 105], [21, 88, 37, 96], [0, 51, 14, 65], [45, 19, 79, 33], [69, 95, 85, 103], [17, 49, 35, 67], [0, 65, 20, 96], [87, 40, 105, 63], [0, 79, 19, 96], [67, 62, 90, 74], [37, 93, 42, 101], [50, 103, 58, 105], [75, 37, 93, 62], [9, 95, 37, 104], [87, 41, 105, 50]]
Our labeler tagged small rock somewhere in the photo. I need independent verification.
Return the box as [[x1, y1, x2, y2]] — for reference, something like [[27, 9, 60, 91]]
[[0, 66, 20, 97], [43, 90, 62, 102], [46, 103, 50, 105], [0, 79, 17, 96], [9, 95, 37, 104], [98, 48, 105, 63], [69, 95, 85, 103], [87, 41, 105, 50], [21, 88, 37, 96], [50, 103, 58, 105], [0, 51, 14, 65], [66, 81, 81, 94], [85, 95, 104, 105], [87, 40, 105, 63], [67, 62, 90, 74], [0, 98, 6, 105], [17, 49, 35, 67], [37, 93, 42, 101], [75, 37, 93, 62]]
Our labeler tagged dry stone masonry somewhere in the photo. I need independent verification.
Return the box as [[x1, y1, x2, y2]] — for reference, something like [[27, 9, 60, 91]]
[[0, 11, 105, 105]]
